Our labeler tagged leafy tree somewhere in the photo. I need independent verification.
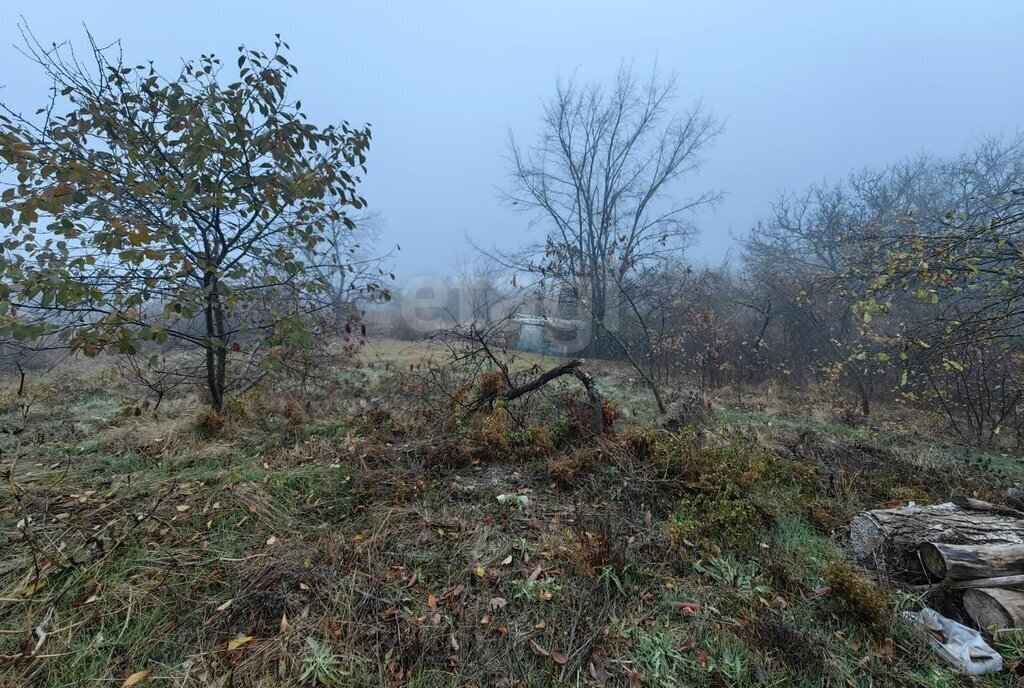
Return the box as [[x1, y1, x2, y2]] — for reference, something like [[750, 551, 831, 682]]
[[0, 30, 373, 410]]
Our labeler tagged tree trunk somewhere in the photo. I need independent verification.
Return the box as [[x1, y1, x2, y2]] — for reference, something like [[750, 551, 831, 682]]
[[963, 588, 1024, 632], [919, 542, 1024, 581], [202, 271, 227, 412], [849, 502, 1024, 581]]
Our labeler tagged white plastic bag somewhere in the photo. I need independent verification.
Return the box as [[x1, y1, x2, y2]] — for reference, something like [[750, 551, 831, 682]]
[[902, 607, 1002, 675]]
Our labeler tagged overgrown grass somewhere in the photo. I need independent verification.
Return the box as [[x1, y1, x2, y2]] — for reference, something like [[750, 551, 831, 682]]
[[2, 350, 1023, 686]]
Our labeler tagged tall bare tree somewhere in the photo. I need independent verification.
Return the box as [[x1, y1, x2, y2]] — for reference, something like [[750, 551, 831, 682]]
[[502, 65, 721, 410]]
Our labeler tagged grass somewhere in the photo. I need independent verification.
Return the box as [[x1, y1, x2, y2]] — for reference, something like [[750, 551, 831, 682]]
[[1, 340, 1023, 686]]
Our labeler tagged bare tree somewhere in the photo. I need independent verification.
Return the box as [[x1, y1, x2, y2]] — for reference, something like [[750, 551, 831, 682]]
[[501, 65, 722, 411], [299, 209, 394, 330], [454, 255, 507, 325]]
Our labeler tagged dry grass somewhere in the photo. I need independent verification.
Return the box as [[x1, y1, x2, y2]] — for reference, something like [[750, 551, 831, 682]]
[[1, 347, 1022, 686]]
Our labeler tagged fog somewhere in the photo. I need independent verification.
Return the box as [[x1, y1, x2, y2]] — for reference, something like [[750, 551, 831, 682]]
[[2, 1, 1022, 276]]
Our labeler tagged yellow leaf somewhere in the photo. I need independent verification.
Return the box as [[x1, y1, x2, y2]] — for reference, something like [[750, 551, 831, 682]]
[[122, 669, 151, 687], [216, 599, 233, 612], [227, 635, 254, 651], [23, 578, 46, 597]]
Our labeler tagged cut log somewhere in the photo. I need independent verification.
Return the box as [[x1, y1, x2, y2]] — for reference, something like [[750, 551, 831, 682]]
[[919, 542, 1024, 580], [952, 574, 1024, 590], [963, 588, 1024, 631], [849, 502, 1024, 581]]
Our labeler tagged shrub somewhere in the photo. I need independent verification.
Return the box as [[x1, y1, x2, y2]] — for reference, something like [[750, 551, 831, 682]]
[[195, 409, 225, 436], [550, 448, 600, 486], [669, 443, 815, 551], [822, 559, 893, 631], [622, 426, 662, 462]]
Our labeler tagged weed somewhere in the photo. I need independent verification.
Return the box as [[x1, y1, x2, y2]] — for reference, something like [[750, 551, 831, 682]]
[[822, 559, 893, 631], [300, 637, 345, 686], [622, 425, 662, 462], [511, 576, 560, 603], [549, 448, 599, 486], [195, 408, 225, 436]]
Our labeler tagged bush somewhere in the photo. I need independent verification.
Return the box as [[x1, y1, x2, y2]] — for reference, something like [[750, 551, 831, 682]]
[[822, 559, 893, 631], [669, 443, 814, 551]]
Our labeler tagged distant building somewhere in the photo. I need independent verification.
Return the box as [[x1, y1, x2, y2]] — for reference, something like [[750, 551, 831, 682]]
[[511, 315, 583, 356]]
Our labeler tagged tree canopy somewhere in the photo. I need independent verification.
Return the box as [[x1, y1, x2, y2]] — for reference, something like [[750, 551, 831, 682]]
[[0, 31, 374, 409]]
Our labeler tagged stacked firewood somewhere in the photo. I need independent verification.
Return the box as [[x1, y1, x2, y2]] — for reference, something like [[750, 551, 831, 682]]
[[850, 499, 1024, 633]]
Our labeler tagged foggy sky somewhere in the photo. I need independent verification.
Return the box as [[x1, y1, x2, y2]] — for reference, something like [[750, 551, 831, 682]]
[[2, 1, 1022, 279]]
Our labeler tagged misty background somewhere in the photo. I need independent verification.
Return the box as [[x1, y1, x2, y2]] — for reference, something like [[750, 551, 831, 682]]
[[2, 0, 1022, 277]]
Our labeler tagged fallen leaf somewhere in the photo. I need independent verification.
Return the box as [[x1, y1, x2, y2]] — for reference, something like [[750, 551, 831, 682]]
[[551, 650, 567, 665], [501, 554, 513, 566], [175, 505, 190, 512], [227, 635, 254, 651], [427, 594, 438, 609], [122, 669, 151, 687], [266, 536, 278, 546], [216, 599, 233, 612], [677, 600, 701, 614], [489, 597, 508, 612], [529, 639, 550, 658], [872, 637, 895, 660], [589, 657, 610, 684], [23, 578, 46, 597], [280, 611, 289, 633]]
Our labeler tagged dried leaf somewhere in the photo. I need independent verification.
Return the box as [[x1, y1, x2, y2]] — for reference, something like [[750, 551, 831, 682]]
[[529, 639, 550, 658], [216, 599, 233, 612], [122, 670, 151, 687], [677, 600, 701, 614], [551, 650, 567, 665], [427, 594, 438, 609], [227, 635, 254, 651], [23, 578, 46, 597], [589, 657, 611, 684], [489, 597, 508, 611]]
